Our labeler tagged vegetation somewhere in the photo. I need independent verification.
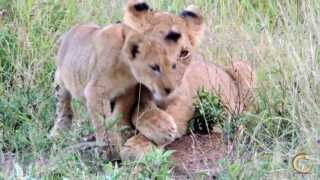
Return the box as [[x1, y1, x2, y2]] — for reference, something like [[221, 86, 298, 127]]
[[189, 88, 226, 134], [0, 0, 319, 179]]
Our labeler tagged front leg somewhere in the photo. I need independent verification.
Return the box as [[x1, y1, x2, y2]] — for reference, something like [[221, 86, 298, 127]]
[[164, 96, 194, 137], [111, 86, 137, 145], [132, 87, 179, 146], [133, 88, 194, 146], [134, 108, 178, 146], [121, 97, 193, 161], [84, 84, 108, 143], [84, 83, 121, 157]]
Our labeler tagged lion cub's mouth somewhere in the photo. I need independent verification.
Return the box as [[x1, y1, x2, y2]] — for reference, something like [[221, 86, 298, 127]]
[[152, 91, 162, 102], [152, 90, 175, 108], [153, 92, 166, 108]]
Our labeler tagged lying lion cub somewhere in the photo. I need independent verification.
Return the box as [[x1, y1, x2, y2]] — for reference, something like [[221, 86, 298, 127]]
[[49, 22, 186, 158], [119, 0, 257, 161]]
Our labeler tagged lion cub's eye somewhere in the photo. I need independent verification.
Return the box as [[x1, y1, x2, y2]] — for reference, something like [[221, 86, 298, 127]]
[[180, 49, 190, 58], [149, 64, 161, 72], [172, 64, 177, 70]]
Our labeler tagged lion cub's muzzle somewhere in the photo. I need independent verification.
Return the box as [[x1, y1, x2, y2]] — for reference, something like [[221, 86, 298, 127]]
[[152, 86, 175, 103]]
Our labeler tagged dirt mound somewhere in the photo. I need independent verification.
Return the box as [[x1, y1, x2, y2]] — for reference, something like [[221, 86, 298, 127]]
[[79, 132, 230, 178], [167, 132, 228, 179]]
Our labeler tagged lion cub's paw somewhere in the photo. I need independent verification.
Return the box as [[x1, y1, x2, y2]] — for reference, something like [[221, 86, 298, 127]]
[[82, 132, 122, 161], [135, 110, 178, 146], [120, 134, 154, 161], [48, 117, 72, 139]]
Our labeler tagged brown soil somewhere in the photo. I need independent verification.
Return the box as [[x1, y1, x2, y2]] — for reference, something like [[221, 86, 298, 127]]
[[166, 132, 229, 179], [80, 132, 231, 179]]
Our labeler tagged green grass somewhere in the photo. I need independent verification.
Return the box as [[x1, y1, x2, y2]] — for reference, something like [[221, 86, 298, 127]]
[[1, 0, 320, 179], [189, 88, 227, 134]]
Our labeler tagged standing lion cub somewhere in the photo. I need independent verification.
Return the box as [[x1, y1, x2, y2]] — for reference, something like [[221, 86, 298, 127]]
[[49, 23, 184, 158]]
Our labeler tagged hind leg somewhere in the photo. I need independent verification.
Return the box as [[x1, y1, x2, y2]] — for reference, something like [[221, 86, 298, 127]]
[[49, 72, 73, 138], [225, 61, 256, 112]]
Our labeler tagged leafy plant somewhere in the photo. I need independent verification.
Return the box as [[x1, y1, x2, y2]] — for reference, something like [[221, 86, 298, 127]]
[[134, 148, 174, 180], [189, 88, 227, 134], [103, 147, 174, 180]]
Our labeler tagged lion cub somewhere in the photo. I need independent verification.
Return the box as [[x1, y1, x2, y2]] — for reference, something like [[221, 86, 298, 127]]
[[119, 0, 256, 161], [49, 23, 182, 157]]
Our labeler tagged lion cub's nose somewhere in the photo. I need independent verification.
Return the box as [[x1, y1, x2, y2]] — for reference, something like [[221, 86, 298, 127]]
[[164, 88, 172, 95]]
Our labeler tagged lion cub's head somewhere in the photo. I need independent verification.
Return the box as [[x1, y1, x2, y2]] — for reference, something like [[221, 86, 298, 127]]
[[124, 0, 205, 48], [122, 26, 184, 99], [124, 0, 205, 97]]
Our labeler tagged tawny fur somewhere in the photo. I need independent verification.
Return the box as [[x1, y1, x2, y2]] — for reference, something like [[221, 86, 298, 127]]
[[49, 22, 187, 159], [120, 0, 256, 161]]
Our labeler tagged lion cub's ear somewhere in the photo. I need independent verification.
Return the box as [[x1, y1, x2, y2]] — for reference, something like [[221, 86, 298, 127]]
[[126, 0, 150, 14], [123, 33, 145, 61], [124, 0, 152, 31], [180, 5, 205, 47], [165, 30, 182, 43]]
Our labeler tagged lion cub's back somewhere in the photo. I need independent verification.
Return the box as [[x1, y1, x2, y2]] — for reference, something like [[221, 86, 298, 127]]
[[58, 23, 100, 65], [56, 23, 102, 98], [185, 55, 240, 112]]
